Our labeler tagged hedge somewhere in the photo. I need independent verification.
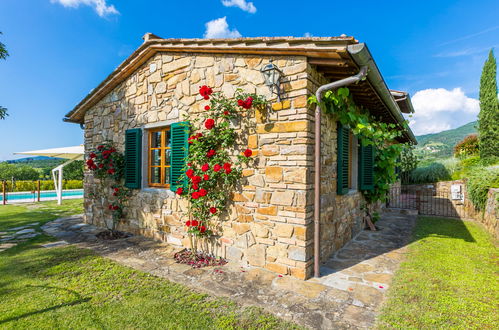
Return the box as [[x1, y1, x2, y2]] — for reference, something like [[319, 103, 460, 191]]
[[1, 180, 83, 192]]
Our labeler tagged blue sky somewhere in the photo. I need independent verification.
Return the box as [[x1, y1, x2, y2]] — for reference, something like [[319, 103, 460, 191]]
[[0, 0, 498, 160]]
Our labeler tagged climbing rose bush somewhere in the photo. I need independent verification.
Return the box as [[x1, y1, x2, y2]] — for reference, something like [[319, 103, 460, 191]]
[[178, 86, 266, 242], [87, 143, 130, 231]]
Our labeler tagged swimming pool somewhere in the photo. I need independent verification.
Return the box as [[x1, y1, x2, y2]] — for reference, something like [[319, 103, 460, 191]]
[[0, 189, 83, 203]]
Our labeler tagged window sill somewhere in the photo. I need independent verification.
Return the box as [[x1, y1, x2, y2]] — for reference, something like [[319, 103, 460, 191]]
[[141, 187, 175, 197]]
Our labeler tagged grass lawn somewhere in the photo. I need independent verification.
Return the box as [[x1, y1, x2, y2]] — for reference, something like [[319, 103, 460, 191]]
[[378, 216, 498, 329], [0, 200, 298, 329]]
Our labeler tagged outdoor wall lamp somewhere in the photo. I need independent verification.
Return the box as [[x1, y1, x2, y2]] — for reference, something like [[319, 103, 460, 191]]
[[261, 60, 283, 101]]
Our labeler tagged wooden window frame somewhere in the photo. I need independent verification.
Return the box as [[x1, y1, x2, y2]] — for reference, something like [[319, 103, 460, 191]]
[[148, 127, 171, 188]]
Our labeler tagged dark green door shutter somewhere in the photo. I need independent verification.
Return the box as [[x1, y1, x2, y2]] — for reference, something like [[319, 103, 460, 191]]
[[124, 128, 142, 189], [337, 123, 350, 195], [359, 143, 375, 191], [170, 121, 189, 192]]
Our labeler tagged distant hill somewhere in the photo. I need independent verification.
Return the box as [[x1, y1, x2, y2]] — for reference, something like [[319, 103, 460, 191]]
[[5, 156, 64, 168], [415, 121, 478, 158]]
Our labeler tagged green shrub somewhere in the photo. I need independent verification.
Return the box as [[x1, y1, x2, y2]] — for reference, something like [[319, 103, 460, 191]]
[[2, 180, 83, 192], [409, 158, 458, 183], [466, 167, 499, 210], [454, 134, 479, 157]]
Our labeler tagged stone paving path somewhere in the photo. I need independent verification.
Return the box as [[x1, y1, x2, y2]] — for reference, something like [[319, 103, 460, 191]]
[[40, 210, 416, 329], [0, 222, 41, 251]]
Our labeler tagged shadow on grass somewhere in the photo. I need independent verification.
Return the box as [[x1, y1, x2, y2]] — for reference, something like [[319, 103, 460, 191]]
[[0, 236, 94, 290], [322, 213, 476, 275], [412, 216, 476, 243], [0, 284, 91, 324]]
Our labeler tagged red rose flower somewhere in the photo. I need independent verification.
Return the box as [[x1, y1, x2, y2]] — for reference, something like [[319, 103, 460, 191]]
[[99, 164, 104, 169], [209, 207, 217, 214], [191, 192, 200, 199], [206, 149, 216, 157], [244, 149, 252, 157], [224, 111, 229, 115], [176, 187, 183, 195], [197, 133, 203, 138], [201, 163, 209, 172], [192, 183, 199, 190], [113, 205, 119, 211], [108, 168, 115, 174], [203, 174, 210, 181], [97, 145, 104, 150], [86, 159, 94, 166], [213, 164, 221, 172], [223, 163, 231, 170], [205, 118, 215, 130], [191, 220, 199, 227], [186, 169, 195, 178], [199, 85, 213, 98], [192, 176, 202, 184], [242, 97, 253, 109], [108, 205, 113, 210], [225, 168, 232, 174], [204, 105, 210, 110], [198, 188, 207, 197], [89, 152, 96, 158], [237, 99, 244, 106], [114, 188, 119, 192], [199, 225, 206, 233], [113, 192, 117, 196], [186, 220, 191, 227]]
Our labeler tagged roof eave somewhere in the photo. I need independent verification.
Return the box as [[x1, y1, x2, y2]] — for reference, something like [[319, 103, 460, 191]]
[[64, 36, 358, 123], [347, 43, 417, 144]]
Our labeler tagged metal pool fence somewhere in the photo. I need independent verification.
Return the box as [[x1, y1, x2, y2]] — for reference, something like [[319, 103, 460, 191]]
[[1, 180, 83, 204]]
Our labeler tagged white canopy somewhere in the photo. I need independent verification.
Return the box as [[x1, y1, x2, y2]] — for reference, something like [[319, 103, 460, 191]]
[[14, 145, 85, 205], [15, 145, 84, 160]]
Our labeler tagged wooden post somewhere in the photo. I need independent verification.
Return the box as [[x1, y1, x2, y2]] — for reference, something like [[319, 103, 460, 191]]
[[37, 180, 41, 202], [2, 180, 6, 205], [416, 190, 421, 213]]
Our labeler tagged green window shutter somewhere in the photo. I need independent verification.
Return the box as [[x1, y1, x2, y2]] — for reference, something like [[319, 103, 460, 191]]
[[337, 123, 350, 195], [359, 143, 375, 191], [124, 128, 142, 189], [170, 121, 189, 192]]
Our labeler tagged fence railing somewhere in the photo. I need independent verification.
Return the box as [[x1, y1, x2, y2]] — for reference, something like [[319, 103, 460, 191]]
[[387, 185, 474, 219], [1, 180, 83, 205]]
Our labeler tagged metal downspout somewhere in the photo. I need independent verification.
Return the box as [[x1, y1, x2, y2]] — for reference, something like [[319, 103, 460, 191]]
[[313, 66, 369, 278]]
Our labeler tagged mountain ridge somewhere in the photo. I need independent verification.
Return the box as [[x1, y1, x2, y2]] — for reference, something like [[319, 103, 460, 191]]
[[415, 121, 478, 158]]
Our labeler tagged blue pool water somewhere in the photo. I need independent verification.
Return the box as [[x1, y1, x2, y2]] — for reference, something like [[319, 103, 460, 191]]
[[0, 189, 83, 202]]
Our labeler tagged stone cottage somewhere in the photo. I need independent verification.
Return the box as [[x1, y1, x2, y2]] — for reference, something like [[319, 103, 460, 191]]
[[64, 34, 416, 280]]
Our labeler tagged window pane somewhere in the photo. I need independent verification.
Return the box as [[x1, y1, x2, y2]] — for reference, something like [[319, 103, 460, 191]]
[[150, 131, 162, 148], [166, 130, 171, 148], [163, 168, 170, 185], [151, 149, 161, 166], [165, 149, 171, 164], [150, 167, 161, 184]]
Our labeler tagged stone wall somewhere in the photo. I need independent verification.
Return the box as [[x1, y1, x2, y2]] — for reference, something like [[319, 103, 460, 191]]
[[307, 65, 365, 262], [83, 51, 379, 278], [83, 51, 316, 279]]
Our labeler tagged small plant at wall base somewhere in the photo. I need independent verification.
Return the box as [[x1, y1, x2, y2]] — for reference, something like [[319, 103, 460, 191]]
[[86, 143, 131, 238], [309, 87, 409, 226], [174, 86, 267, 264]]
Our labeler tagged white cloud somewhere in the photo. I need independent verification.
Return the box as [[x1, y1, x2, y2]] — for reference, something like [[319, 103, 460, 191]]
[[50, 0, 119, 17], [303, 32, 313, 37], [408, 87, 479, 135], [221, 0, 256, 13], [204, 17, 242, 39]]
